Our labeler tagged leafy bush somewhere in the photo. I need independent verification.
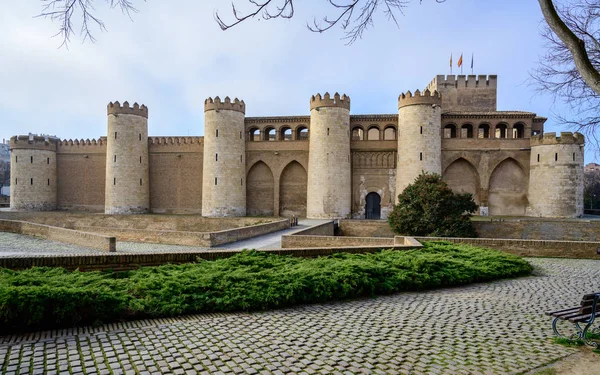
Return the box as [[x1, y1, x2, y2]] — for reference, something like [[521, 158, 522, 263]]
[[388, 172, 478, 237], [0, 242, 532, 333]]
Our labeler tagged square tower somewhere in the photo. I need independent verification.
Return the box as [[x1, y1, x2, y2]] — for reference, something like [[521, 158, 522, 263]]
[[426, 75, 497, 112]]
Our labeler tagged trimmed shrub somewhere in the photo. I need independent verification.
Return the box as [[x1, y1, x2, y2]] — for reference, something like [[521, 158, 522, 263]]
[[388, 172, 478, 237], [0, 242, 532, 333]]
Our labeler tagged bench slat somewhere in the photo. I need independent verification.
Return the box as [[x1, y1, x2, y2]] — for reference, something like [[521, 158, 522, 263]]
[[546, 307, 580, 317], [567, 313, 594, 323]]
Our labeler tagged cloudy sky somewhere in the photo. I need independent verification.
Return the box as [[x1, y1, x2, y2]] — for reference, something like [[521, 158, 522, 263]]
[[1, 0, 597, 163]]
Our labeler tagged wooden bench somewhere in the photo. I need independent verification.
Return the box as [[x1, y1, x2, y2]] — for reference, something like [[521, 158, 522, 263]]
[[546, 292, 600, 348]]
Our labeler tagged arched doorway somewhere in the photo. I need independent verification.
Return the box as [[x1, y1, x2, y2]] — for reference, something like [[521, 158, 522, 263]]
[[246, 161, 274, 216], [488, 158, 528, 216], [365, 192, 381, 219], [443, 158, 480, 204], [279, 161, 307, 217]]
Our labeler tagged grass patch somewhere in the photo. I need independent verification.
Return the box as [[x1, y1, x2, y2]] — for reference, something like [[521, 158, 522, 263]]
[[0, 241, 533, 334]]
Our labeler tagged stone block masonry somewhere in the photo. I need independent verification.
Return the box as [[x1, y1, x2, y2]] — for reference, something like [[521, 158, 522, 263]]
[[0, 219, 115, 252]]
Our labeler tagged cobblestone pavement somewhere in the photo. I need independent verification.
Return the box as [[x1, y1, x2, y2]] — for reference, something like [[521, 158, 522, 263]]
[[0, 258, 598, 375]]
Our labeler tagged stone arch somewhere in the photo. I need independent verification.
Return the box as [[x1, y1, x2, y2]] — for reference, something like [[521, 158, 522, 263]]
[[512, 122, 525, 138], [248, 127, 261, 141], [264, 126, 276, 141], [443, 158, 480, 204], [383, 125, 396, 140], [495, 122, 509, 139], [488, 158, 528, 216], [478, 123, 491, 138], [280, 126, 293, 141], [367, 125, 380, 140], [443, 123, 457, 138], [461, 123, 474, 138], [352, 125, 365, 140], [246, 161, 275, 216], [279, 161, 307, 217], [295, 125, 309, 140]]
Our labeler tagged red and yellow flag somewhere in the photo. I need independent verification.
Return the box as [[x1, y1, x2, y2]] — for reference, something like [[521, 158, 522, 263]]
[[457, 54, 463, 68]]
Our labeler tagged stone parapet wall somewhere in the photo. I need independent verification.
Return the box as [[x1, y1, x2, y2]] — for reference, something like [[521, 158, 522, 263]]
[[415, 236, 600, 259], [473, 219, 600, 241], [339, 220, 395, 237], [282, 234, 393, 248], [72, 219, 289, 247], [0, 219, 115, 252], [290, 221, 335, 236]]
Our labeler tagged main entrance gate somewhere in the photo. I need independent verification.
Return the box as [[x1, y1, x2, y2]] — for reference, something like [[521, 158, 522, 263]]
[[365, 192, 381, 220]]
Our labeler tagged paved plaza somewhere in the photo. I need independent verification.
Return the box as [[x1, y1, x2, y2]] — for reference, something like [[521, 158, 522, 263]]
[[1, 257, 598, 375]]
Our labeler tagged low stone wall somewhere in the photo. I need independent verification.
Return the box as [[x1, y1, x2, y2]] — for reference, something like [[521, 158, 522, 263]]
[[0, 219, 115, 252], [0, 245, 422, 272], [473, 219, 600, 241], [282, 235, 393, 248], [414, 236, 600, 259], [338, 220, 394, 238], [210, 219, 290, 246], [291, 221, 335, 236], [74, 219, 290, 247]]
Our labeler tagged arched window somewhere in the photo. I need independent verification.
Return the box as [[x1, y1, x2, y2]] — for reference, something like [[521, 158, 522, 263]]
[[297, 126, 309, 140], [461, 124, 474, 138], [248, 128, 261, 141], [265, 127, 276, 141], [512, 123, 525, 138], [478, 124, 491, 139], [495, 123, 508, 139], [352, 126, 364, 140], [443, 124, 457, 138], [281, 127, 292, 141], [367, 126, 380, 140], [384, 126, 396, 140]]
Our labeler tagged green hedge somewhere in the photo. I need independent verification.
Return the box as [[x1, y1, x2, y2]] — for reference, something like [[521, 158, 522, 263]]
[[0, 242, 533, 333]]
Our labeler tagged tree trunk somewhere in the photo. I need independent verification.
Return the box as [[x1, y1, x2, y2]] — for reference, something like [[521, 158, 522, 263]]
[[538, 0, 600, 95]]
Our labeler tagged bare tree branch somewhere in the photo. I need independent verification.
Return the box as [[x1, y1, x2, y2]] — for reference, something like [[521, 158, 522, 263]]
[[538, 0, 600, 95], [36, 0, 143, 48], [531, 0, 600, 153], [215, 0, 446, 45]]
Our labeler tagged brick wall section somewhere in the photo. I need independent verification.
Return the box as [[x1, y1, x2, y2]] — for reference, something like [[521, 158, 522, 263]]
[[209, 219, 290, 246], [73, 219, 289, 247], [282, 235, 393, 248], [473, 220, 600, 241], [0, 220, 115, 252], [339, 220, 395, 237], [291, 221, 335, 236], [0, 245, 422, 272], [339, 219, 600, 242], [414, 236, 600, 259]]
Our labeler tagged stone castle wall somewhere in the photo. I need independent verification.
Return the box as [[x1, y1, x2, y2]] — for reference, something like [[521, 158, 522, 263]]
[[8, 75, 584, 219], [426, 75, 497, 112]]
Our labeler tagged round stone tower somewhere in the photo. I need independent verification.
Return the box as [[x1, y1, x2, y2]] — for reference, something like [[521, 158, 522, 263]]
[[9, 135, 58, 211], [527, 132, 585, 218], [105, 101, 150, 214], [396, 89, 442, 198], [202, 96, 246, 217], [306, 93, 352, 219]]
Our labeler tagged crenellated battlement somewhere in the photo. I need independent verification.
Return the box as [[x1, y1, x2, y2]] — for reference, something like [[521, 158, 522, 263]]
[[107, 101, 148, 118], [58, 138, 106, 147], [149, 136, 204, 145], [530, 132, 585, 147], [310, 92, 350, 111], [398, 89, 441, 109], [426, 75, 497, 90], [10, 135, 58, 151], [204, 96, 246, 114]]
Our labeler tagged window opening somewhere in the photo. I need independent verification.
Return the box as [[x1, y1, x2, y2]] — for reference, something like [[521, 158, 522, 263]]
[[419, 152, 423, 161]]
